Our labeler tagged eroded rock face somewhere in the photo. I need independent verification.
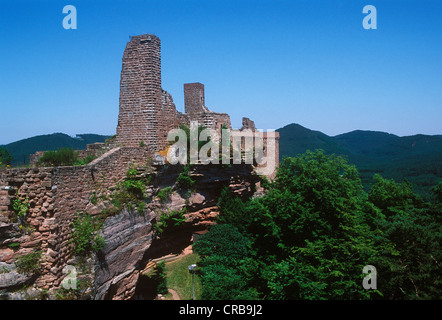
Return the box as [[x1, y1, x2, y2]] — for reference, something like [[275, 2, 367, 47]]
[[92, 163, 259, 300], [0, 262, 34, 291], [0, 222, 39, 299], [94, 209, 154, 300]]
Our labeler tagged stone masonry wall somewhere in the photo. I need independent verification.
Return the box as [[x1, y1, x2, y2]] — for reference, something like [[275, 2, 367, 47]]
[[0, 147, 151, 291]]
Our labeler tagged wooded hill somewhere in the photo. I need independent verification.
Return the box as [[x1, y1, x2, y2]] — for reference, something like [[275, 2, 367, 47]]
[[1, 133, 112, 165], [277, 123, 442, 199]]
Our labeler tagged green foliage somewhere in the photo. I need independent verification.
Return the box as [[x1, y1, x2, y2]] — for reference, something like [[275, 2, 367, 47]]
[[137, 201, 146, 215], [70, 212, 105, 255], [0, 146, 13, 167], [38, 148, 78, 166], [122, 179, 145, 198], [193, 224, 258, 300], [75, 154, 96, 166], [432, 181, 442, 203], [153, 208, 186, 235], [8, 242, 20, 249], [3, 132, 111, 166], [216, 187, 250, 233], [152, 261, 168, 295], [16, 250, 41, 274], [367, 175, 442, 299], [368, 174, 424, 217], [157, 186, 173, 202], [90, 192, 98, 205], [115, 166, 145, 199], [97, 165, 152, 218], [198, 150, 442, 300], [37, 148, 96, 167], [12, 191, 30, 226], [176, 165, 195, 190], [126, 166, 138, 179], [278, 123, 442, 200], [244, 150, 383, 299]]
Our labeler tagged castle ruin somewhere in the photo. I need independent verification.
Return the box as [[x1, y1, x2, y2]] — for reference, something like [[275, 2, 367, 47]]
[[114, 34, 278, 162], [0, 34, 279, 299]]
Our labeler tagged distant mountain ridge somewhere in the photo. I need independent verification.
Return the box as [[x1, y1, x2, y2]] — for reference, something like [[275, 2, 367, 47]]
[[277, 123, 442, 198], [2, 126, 441, 198], [1, 133, 112, 165]]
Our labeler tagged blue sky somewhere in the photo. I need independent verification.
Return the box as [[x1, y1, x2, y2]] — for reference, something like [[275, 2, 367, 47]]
[[1, 0, 441, 144]]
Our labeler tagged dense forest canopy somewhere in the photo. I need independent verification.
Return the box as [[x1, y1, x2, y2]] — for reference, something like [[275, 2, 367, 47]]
[[194, 150, 442, 300], [278, 124, 442, 199]]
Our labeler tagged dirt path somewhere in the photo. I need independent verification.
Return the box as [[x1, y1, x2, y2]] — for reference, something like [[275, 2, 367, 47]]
[[168, 289, 181, 300]]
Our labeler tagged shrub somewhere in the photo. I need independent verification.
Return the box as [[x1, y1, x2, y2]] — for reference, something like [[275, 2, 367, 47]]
[[90, 192, 98, 205], [126, 167, 138, 179], [157, 186, 173, 202], [152, 260, 168, 295], [37, 148, 96, 167], [176, 165, 195, 190], [38, 148, 78, 167], [153, 208, 187, 235], [12, 191, 30, 226], [123, 179, 145, 198], [75, 154, 96, 166], [137, 201, 146, 215], [117, 166, 145, 199], [70, 212, 105, 255]]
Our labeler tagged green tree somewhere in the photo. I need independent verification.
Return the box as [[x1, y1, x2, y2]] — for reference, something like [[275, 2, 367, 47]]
[[368, 175, 442, 299], [216, 187, 250, 232], [152, 260, 168, 295], [432, 181, 442, 204], [0, 146, 13, 167], [197, 150, 442, 299], [246, 150, 385, 299], [193, 224, 258, 300]]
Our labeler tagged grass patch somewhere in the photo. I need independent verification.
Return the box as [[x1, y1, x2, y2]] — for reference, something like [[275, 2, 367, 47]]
[[164, 253, 202, 300]]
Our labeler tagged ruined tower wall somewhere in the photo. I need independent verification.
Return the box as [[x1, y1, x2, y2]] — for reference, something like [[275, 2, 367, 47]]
[[160, 90, 188, 148], [116, 35, 191, 152], [184, 83, 231, 131], [241, 117, 256, 131], [184, 82, 209, 114], [189, 112, 232, 132], [116, 35, 163, 151], [114, 33, 278, 173]]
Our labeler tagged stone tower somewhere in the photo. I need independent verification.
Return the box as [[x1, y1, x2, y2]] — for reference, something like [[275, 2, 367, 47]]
[[116, 34, 164, 151], [184, 82, 209, 114], [113, 33, 278, 173]]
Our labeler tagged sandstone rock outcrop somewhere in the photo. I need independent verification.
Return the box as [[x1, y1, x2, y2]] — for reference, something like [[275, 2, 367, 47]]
[[91, 163, 258, 300]]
